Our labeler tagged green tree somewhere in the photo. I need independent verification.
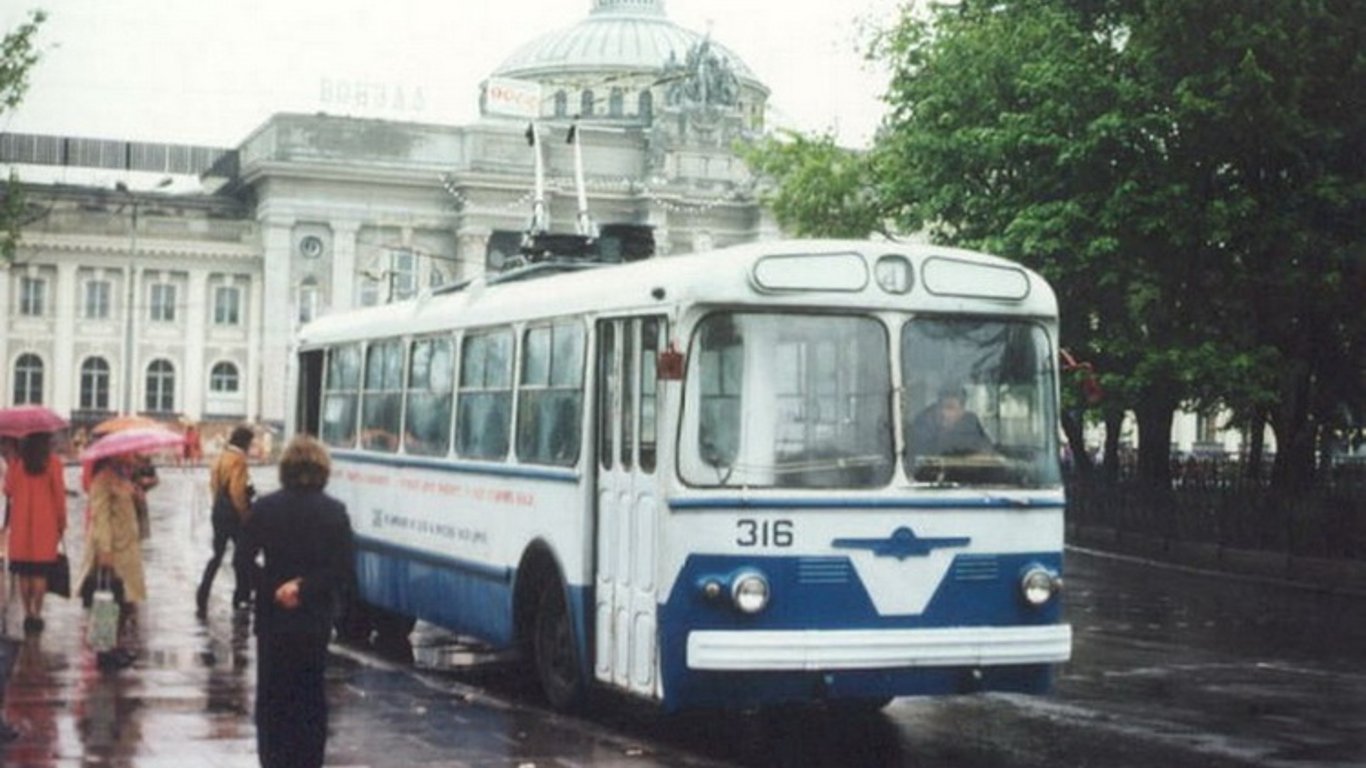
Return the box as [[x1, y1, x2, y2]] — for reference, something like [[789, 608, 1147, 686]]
[[0, 10, 46, 264], [742, 130, 889, 238], [746, 0, 1365, 489]]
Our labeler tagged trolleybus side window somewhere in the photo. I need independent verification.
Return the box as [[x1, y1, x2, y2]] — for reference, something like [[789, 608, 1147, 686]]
[[597, 322, 615, 470], [901, 318, 1061, 487], [517, 322, 585, 466], [404, 336, 455, 456], [321, 343, 362, 448], [683, 312, 893, 488], [361, 339, 404, 452], [458, 329, 514, 460], [639, 318, 662, 473]]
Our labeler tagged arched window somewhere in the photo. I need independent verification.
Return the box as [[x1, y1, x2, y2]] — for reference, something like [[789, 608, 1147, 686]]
[[553, 90, 568, 118], [609, 87, 624, 117], [12, 354, 43, 405], [580, 89, 595, 117], [80, 357, 111, 411], [638, 90, 654, 122], [299, 277, 319, 324], [210, 361, 240, 393], [145, 359, 175, 413]]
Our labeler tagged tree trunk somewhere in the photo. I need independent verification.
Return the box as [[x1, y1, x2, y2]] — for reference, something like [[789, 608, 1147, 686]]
[[1245, 412, 1266, 481], [1134, 396, 1177, 490], [1102, 409, 1123, 486], [1061, 410, 1093, 481], [1270, 364, 1317, 490]]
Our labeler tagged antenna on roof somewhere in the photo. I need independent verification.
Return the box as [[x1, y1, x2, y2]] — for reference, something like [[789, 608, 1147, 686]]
[[567, 121, 597, 238], [525, 122, 549, 235]]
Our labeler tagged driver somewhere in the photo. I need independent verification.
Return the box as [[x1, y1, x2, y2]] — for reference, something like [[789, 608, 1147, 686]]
[[908, 384, 993, 458]]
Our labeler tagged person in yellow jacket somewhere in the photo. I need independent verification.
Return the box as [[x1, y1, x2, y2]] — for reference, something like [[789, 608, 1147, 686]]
[[79, 452, 146, 670], [196, 425, 255, 617]]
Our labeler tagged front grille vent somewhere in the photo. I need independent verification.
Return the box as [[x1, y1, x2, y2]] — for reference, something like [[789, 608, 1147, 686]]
[[952, 555, 1000, 582], [798, 557, 851, 585]]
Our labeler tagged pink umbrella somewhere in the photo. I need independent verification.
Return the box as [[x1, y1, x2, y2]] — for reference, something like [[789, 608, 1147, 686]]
[[0, 405, 69, 438], [80, 426, 185, 464]]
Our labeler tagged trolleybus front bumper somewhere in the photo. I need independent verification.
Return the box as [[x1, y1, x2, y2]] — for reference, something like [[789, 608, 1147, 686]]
[[687, 623, 1072, 670]]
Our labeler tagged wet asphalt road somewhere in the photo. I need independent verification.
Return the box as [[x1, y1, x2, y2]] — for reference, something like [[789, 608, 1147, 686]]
[[4, 466, 1362, 766]]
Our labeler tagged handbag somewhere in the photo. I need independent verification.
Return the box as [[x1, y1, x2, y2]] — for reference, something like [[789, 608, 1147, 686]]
[[47, 549, 71, 599], [87, 569, 120, 652]]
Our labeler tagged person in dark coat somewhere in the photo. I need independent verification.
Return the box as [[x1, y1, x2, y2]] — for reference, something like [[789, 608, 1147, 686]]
[[243, 435, 354, 768]]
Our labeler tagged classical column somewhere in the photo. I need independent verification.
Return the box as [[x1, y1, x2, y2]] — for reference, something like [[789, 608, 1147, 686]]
[[647, 205, 671, 257], [52, 262, 78, 414], [456, 227, 491, 281], [245, 271, 264, 424], [330, 222, 359, 312], [183, 268, 209, 420], [0, 264, 11, 404], [258, 220, 294, 424], [121, 264, 141, 415]]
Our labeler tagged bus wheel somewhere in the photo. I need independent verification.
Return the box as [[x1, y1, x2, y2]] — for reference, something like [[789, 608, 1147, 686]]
[[334, 597, 374, 646], [533, 581, 585, 710], [372, 608, 416, 647]]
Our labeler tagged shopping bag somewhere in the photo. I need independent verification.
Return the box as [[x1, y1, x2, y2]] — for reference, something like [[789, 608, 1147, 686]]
[[87, 571, 120, 652], [48, 552, 71, 599]]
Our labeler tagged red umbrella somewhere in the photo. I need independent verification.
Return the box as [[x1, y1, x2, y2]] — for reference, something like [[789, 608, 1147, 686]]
[[80, 426, 185, 464], [0, 405, 69, 438]]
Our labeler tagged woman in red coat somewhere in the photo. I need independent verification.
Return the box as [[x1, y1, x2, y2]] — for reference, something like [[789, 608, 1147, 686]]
[[4, 432, 68, 633]]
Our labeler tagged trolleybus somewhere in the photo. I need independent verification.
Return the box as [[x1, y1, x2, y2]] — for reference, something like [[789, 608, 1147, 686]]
[[291, 238, 1071, 712]]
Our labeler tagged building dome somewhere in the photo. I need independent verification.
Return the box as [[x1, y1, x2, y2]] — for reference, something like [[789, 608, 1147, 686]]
[[492, 0, 764, 90]]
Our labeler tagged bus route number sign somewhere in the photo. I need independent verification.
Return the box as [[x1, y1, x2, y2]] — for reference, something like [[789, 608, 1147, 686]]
[[736, 519, 794, 548]]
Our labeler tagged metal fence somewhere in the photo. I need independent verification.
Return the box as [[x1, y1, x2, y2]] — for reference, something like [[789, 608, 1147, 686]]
[[1066, 464, 1366, 561]]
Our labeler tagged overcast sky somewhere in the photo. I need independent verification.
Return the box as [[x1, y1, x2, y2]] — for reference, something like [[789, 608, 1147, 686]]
[[0, 0, 904, 152]]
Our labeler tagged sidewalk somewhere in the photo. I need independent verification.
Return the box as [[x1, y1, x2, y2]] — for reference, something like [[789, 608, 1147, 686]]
[[2, 465, 259, 767], [0, 466, 714, 768]]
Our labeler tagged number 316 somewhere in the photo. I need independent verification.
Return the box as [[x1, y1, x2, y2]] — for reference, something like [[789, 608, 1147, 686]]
[[736, 519, 794, 547]]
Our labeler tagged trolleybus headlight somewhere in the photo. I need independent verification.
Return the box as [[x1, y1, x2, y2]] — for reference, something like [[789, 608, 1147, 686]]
[[1020, 567, 1060, 607], [731, 572, 771, 614]]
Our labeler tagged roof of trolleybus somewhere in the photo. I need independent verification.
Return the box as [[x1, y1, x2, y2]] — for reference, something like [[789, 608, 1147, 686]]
[[295, 239, 1059, 347]]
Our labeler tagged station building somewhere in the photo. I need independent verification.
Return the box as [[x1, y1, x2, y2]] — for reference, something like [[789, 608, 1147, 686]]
[[0, 0, 778, 434]]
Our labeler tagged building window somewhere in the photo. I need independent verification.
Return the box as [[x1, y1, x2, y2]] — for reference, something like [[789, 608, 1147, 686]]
[[299, 235, 325, 258], [84, 280, 111, 319], [299, 279, 319, 324], [391, 249, 417, 301], [609, 87, 624, 117], [145, 358, 175, 412], [80, 357, 111, 411], [639, 90, 653, 122], [150, 283, 177, 322], [554, 90, 568, 118], [213, 285, 241, 325], [358, 276, 380, 308], [209, 361, 240, 393], [19, 277, 45, 317], [580, 89, 594, 117], [12, 353, 43, 405]]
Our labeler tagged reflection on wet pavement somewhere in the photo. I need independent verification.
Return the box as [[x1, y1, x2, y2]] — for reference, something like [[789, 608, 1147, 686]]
[[0, 467, 724, 768]]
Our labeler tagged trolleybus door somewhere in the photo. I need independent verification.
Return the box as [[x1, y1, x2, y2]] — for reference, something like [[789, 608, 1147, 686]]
[[594, 317, 664, 696]]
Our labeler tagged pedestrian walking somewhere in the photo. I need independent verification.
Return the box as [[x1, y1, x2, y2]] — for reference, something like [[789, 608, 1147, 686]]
[[243, 435, 354, 768], [196, 425, 256, 618], [77, 453, 146, 671], [3, 432, 68, 634]]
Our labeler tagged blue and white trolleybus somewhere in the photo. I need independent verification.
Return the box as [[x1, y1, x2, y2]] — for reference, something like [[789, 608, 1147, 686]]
[[291, 238, 1072, 712]]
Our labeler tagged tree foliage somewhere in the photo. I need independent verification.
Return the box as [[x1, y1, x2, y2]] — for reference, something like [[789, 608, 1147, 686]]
[[741, 130, 888, 238], [744, 0, 1365, 488], [0, 10, 45, 264]]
